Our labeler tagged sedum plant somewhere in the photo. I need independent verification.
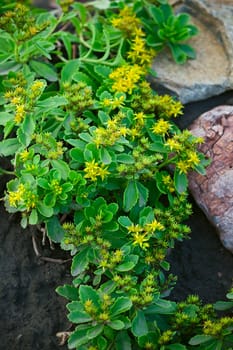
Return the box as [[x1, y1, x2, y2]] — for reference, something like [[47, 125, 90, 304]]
[[0, 1, 232, 349]]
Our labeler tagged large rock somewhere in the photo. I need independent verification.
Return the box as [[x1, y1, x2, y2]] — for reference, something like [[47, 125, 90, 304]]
[[188, 106, 233, 253], [151, 0, 233, 103]]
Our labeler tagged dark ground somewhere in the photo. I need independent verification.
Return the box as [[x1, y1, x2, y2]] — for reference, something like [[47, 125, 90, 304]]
[[0, 91, 233, 349]]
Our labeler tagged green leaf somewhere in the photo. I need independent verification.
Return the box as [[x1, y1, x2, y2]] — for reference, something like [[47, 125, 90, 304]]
[[168, 43, 187, 64], [56, 284, 78, 301], [61, 59, 80, 84], [98, 110, 110, 124], [68, 310, 92, 324], [37, 202, 53, 217], [115, 255, 138, 272], [29, 60, 58, 81], [37, 178, 50, 190], [194, 163, 206, 175], [132, 310, 148, 337], [94, 65, 112, 79], [22, 113, 35, 135], [68, 327, 90, 349], [87, 324, 104, 339], [79, 285, 100, 309], [4, 120, 15, 139], [166, 344, 188, 350], [0, 112, 14, 126], [149, 5, 164, 25], [118, 216, 132, 228], [110, 297, 132, 317], [73, 72, 96, 89], [149, 142, 168, 153], [100, 148, 112, 164], [29, 209, 38, 225], [44, 192, 56, 207], [136, 181, 149, 207], [91, 0, 111, 10], [0, 138, 20, 156], [46, 216, 65, 242], [213, 300, 233, 311], [226, 292, 233, 300], [0, 61, 21, 75], [160, 260, 170, 271], [145, 299, 176, 315], [123, 180, 138, 212], [115, 331, 131, 350], [37, 96, 68, 111], [138, 331, 160, 348], [51, 159, 70, 180], [71, 247, 90, 276], [108, 320, 125, 330], [189, 335, 213, 346], [97, 336, 108, 350], [70, 147, 85, 163], [116, 154, 134, 164], [174, 169, 188, 193]]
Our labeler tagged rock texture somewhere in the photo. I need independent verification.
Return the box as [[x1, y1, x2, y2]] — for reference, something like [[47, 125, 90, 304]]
[[188, 106, 233, 253], [151, 0, 233, 103]]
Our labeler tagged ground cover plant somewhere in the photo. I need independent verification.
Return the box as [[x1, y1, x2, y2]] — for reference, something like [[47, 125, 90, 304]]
[[0, 0, 233, 349]]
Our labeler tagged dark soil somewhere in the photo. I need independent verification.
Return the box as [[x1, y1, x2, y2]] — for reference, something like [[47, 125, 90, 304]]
[[0, 91, 233, 349]]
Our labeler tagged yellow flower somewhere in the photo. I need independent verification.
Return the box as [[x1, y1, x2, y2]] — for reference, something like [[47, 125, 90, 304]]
[[128, 35, 156, 66], [134, 112, 146, 126], [28, 26, 38, 36], [177, 160, 190, 174], [129, 127, 141, 140], [151, 119, 171, 136], [84, 160, 109, 181], [14, 104, 26, 124], [162, 174, 175, 193], [97, 164, 110, 181], [170, 100, 183, 117], [145, 219, 164, 232], [19, 150, 30, 162], [132, 232, 150, 250], [98, 312, 110, 321], [109, 64, 144, 94], [31, 80, 44, 92], [165, 138, 182, 151], [11, 96, 21, 105], [111, 6, 141, 37], [187, 151, 200, 167], [128, 224, 143, 233], [8, 184, 26, 207]]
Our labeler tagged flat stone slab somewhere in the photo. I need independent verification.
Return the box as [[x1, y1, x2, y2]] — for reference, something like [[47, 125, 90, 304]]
[[151, 0, 233, 103], [188, 106, 233, 253]]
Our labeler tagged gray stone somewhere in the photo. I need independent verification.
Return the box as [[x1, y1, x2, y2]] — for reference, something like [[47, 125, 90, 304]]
[[188, 106, 233, 253], [150, 0, 233, 103]]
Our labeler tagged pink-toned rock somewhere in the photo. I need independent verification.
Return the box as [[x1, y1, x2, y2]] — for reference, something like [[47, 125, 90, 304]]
[[188, 106, 233, 253]]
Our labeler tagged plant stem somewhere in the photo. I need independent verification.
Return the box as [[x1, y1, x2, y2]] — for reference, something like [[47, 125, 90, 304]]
[[157, 155, 177, 170], [0, 168, 15, 175]]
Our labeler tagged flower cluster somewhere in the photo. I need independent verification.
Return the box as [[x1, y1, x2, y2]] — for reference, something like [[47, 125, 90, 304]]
[[0, 3, 49, 42], [7, 183, 37, 211], [93, 111, 127, 147], [83, 160, 109, 182], [109, 64, 145, 94], [111, 6, 141, 37], [128, 35, 156, 67], [4, 77, 45, 124], [128, 219, 164, 250]]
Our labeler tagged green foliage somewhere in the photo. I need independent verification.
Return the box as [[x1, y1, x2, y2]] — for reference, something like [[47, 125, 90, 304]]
[[144, 2, 198, 63], [0, 1, 232, 349]]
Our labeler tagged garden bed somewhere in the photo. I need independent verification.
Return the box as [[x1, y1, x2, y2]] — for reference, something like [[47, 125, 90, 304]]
[[1, 92, 232, 350], [0, 1, 233, 349]]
